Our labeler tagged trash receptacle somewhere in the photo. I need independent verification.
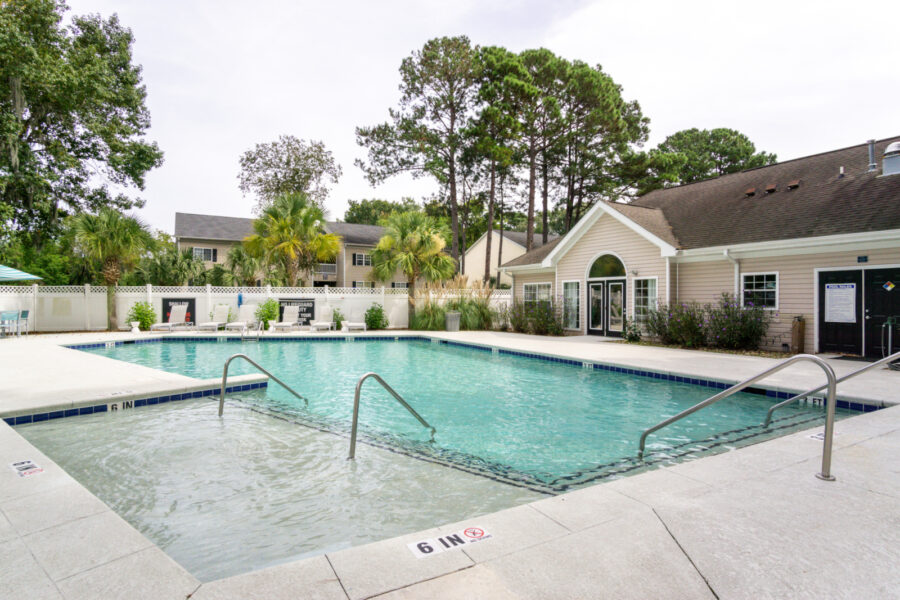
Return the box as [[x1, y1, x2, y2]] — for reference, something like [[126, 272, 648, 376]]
[[790, 315, 805, 354], [445, 311, 461, 332]]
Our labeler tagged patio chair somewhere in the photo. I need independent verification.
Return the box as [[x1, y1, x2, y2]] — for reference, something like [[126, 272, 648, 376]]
[[343, 309, 367, 332], [224, 303, 258, 333], [17, 310, 29, 336], [272, 305, 301, 332], [150, 304, 191, 332], [0, 310, 19, 337], [198, 304, 230, 332], [310, 306, 334, 332]]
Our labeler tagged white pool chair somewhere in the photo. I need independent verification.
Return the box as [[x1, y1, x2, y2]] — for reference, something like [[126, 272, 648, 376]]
[[343, 309, 367, 332], [198, 304, 230, 332], [224, 303, 258, 333], [310, 306, 334, 331], [272, 305, 300, 332], [150, 304, 191, 332]]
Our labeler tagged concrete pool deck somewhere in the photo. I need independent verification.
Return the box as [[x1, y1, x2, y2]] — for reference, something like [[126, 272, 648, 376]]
[[1, 331, 898, 598]]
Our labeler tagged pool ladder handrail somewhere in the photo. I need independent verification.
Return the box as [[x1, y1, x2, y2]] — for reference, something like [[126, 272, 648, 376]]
[[637, 354, 838, 481], [762, 349, 900, 427], [219, 353, 308, 416], [242, 321, 264, 341], [348, 372, 436, 459]]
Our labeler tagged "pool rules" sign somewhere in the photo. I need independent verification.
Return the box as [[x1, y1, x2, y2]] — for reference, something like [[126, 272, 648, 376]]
[[407, 527, 493, 558]]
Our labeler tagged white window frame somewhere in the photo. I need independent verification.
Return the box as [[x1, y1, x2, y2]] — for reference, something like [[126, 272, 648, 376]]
[[352, 252, 372, 267], [192, 247, 214, 262], [352, 281, 375, 289], [391, 282, 408, 289], [561, 280, 580, 330], [741, 271, 779, 310], [633, 277, 658, 325], [523, 282, 552, 305]]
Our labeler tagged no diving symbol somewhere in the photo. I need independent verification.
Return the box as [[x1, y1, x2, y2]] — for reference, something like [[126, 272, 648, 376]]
[[464, 527, 484, 539]]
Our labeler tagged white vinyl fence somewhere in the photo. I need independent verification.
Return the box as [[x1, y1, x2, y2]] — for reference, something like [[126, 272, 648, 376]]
[[0, 285, 512, 332]]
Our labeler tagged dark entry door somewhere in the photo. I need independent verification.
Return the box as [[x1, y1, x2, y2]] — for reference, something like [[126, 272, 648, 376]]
[[818, 270, 863, 354], [588, 279, 626, 337], [864, 267, 900, 358]]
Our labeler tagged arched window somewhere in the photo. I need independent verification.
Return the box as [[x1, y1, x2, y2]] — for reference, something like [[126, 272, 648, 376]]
[[589, 254, 625, 278]]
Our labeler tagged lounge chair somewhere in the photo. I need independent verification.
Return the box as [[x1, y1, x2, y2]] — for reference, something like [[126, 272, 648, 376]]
[[272, 305, 300, 332], [310, 306, 334, 331], [198, 304, 230, 332], [224, 303, 258, 333], [343, 309, 367, 332], [150, 304, 191, 332], [17, 310, 29, 336]]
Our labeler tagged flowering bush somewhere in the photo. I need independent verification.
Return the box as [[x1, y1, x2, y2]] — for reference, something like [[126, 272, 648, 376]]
[[508, 300, 565, 336], [705, 293, 771, 350], [645, 294, 772, 350]]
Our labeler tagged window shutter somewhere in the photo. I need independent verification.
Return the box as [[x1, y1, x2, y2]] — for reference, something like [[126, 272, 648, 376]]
[[212, 248, 218, 263], [352, 281, 357, 288], [352, 253, 357, 266]]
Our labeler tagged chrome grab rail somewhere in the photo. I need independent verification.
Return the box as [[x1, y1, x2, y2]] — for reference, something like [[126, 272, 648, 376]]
[[348, 372, 436, 459], [242, 321, 263, 340], [219, 353, 308, 416], [763, 350, 900, 427], [637, 354, 838, 481]]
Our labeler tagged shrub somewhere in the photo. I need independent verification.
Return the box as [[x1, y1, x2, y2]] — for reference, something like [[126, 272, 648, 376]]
[[256, 299, 279, 330], [365, 303, 389, 330], [495, 304, 510, 331], [646, 302, 705, 347], [623, 317, 642, 343], [126, 301, 156, 331], [704, 293, 771, 350], [332, 308, 345, 330], [411, 302, 446, 330], [508, 301, 530, 333], [529, 301, 564, 336]]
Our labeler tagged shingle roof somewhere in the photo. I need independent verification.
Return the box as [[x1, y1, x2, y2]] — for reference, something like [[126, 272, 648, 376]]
[[174, 213, 255, 241], [502, 237, 564, 268], [633, 136, 900, 249], [503, 136, 900, 267], [174, 213, 387, 246], [499, 230, 559, 248]]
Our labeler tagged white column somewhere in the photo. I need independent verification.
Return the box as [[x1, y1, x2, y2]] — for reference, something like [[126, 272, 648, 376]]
[[665, 257, 671, 305]]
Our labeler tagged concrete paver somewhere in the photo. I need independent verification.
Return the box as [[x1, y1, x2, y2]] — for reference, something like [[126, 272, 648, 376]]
[[191, 555, 346, 600], [0, 536, 63, 600]]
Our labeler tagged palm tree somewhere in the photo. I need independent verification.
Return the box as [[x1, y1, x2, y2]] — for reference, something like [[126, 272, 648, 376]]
[[225, 245, 261, 287], [136, 248, 204, 285], [72, 208, 154, 330], [371, 211, 456, 325], [244, 193, 341, 286]]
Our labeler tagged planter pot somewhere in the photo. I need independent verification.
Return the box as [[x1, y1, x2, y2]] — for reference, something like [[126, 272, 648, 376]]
[[445, 311, 461, 332], [130, 321, 141, 333]]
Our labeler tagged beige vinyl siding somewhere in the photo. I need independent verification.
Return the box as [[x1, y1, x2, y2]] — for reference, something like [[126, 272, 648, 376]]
[[463, 231, 526, 286], [343, 244, 408, 288], [513, 273, 555, 303], [177, 238, 236, 268], [674, 248, 900, 352], [674, 261, 735, 305], [555, 213, 668, 333]]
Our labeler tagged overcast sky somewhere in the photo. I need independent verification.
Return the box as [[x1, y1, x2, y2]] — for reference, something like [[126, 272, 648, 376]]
[[66, 0, 898, 233]]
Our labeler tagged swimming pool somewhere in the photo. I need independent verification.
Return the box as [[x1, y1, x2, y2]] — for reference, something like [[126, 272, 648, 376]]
[[16, 337, 854, 581], [75, 337, 849, 490]]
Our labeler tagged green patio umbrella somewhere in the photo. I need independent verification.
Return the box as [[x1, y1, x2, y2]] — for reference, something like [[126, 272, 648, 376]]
[[0, 264, 42, 282]]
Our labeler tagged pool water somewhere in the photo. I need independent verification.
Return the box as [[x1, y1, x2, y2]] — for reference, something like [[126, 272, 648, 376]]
[[78, 338, 849, 491], [16, 337, 851, 581]]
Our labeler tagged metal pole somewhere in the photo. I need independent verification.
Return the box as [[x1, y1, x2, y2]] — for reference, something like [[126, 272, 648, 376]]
[[817, 370, 837, 481]]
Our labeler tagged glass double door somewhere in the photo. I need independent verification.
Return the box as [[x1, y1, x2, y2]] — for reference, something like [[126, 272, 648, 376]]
[[588, 279, 626, 337]]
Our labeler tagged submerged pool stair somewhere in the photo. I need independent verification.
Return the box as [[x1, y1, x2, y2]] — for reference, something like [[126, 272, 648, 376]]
[[638, 350, 900, 482]]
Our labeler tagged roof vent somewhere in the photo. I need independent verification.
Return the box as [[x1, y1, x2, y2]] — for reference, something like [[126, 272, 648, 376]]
[[884, 141, 900, 177], [787, 179, 801, 190], [765, 184, 777, 194], [744, 187, 756, 197], [868, 139, 877, 172]]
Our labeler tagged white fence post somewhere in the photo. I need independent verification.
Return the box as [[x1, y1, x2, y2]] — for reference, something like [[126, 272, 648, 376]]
[[84, 283, 90, 330], [32, 283, 39, 332], [381, 286, 386, 309], [146, 283, 152, 304], [266, 284, 272, 300], [206, 283, 212, 316]]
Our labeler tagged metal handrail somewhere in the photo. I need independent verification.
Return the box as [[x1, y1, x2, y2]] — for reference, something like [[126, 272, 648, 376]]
[[242, 321, 264, 340], [637, 354, 838, 481], [218, 353, 308, 416], [763, 350, 900, 427], [348, 372, 436, 459]]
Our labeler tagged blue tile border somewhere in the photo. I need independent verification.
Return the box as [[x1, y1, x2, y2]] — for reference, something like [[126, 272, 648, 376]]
[[57, 334, 886, 419], [4, 381, 268, 427]]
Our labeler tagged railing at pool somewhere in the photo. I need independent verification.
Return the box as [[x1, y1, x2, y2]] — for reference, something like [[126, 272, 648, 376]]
[[219, 353, 308, 416]]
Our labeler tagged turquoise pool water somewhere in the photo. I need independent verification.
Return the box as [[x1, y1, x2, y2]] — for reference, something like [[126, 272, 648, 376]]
[[80, 338, 848, 492]]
